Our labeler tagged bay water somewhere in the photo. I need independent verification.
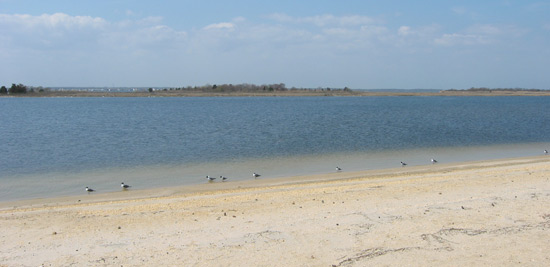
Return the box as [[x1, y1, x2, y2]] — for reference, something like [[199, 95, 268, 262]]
[[1, 96, 549, 201]]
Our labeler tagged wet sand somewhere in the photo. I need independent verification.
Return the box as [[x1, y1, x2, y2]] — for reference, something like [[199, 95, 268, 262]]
[[1, 156, 549, 266]]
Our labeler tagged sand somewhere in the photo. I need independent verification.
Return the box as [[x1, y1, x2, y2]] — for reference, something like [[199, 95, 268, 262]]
[[1, 156, 549, 266]]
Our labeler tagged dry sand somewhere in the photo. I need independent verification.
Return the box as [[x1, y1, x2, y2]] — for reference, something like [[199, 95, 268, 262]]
[[1, 156, 549, 266]]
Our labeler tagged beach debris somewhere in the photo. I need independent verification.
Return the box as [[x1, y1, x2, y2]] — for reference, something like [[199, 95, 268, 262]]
[[206, 175, 216, 182], [431, 158, 438, 164], [121, 182, 131, 190], [85, 186, 95, 193], [336, 166, 342, 171], [400, 161, 407, 167], [253, 172, 261, 178]]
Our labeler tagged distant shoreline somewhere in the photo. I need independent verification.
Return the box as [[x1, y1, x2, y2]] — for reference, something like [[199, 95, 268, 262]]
[[2, 89, 550, 97]]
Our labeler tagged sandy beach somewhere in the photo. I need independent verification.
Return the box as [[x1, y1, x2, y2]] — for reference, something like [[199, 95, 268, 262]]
[[1, 156, 549, 266]]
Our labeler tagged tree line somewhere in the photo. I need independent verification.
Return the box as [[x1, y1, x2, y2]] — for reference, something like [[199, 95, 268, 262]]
[[149, 83, 352, 93], [1, 82, 353, 95], [0, 83, 50, 94], [1, 83, 27, 94]]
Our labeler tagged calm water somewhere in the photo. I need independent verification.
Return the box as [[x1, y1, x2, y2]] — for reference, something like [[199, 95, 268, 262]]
[[1, 96, 549, 201]]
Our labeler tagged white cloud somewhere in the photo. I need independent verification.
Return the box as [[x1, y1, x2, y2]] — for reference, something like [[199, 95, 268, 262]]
[[467, 24, 502, 35], [323, 27, 355, 36], [1, 10, 543, 88], [452, 6, 467, 15], [203, 22, 235, 30], [0, 12, 187, 51], [265, 13, 293, 23], [398, 26, 412, 36], [0, 12, 107, 30], [434, 33, 489, 46], [467, 24, 527, 38], [267, 13, 375, 27], [435, 24, 527, 46]]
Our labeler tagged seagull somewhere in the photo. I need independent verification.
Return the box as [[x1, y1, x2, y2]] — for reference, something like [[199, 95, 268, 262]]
[[545, 150, 548, 155], [85, 186, 95, 193], [121, 182, 131, 189], [253, 172, 261, 178], [400, 161, 407, 167], [336, 166, 342, 171], [431, 158, 438, 164], [220, 176, 228, 181], [206, 175, 216, 182]]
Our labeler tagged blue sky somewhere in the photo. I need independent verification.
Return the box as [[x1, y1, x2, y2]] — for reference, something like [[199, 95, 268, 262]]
[[1, 0, 549, 89]]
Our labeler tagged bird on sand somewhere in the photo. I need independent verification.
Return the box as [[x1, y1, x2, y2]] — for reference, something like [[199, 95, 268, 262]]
[[121, 182, 131, 189], [400, 161, 407, 167], [431, 158, 438, 164], [220, 176, 228, 181], [253, 172, 261, 178], [206, 175, 216, 182], [85, 186, 95, 193], [336, 166, 342, 171]]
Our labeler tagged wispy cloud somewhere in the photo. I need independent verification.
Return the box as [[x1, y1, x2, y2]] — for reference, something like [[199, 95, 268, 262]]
[[0, 13, 107, 30], [434, 24, 526, 46], [203, 22, 235, 30], [451, 6, 467, 15], [0, 9, 543, 88], [267, 13, 376, 27], [434, 33, 489, 46], [0, 13, 186, 51]]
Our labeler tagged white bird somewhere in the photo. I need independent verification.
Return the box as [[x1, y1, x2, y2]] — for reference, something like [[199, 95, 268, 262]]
[[206, 175, 216, 181], [545, 150, 548, 155], [400, 161, 407, 167], [336, 166, 342, 171], [253, 172, 261, 178], [85, 186, 95, 193], [431, 158, 438, 164], [121, 182, 131, 189], [220, 176, 228, 181]]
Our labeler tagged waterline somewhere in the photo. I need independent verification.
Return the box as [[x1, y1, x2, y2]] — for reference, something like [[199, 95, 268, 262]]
[[2, 142, 547, 202]]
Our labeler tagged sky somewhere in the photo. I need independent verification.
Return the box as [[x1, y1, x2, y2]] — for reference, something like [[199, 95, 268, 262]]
[[1, 0, 549, 89]]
